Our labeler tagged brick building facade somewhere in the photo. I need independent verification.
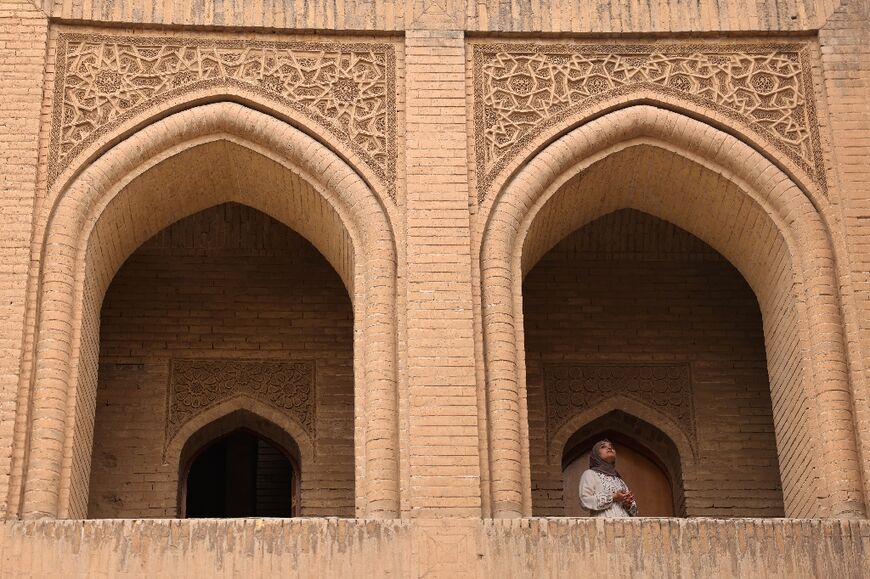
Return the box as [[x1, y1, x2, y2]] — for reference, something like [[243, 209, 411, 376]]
[[0, 0, 869, 576]]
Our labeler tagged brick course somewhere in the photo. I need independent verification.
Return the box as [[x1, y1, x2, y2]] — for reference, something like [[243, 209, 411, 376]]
[[38, 0, 844, 32]]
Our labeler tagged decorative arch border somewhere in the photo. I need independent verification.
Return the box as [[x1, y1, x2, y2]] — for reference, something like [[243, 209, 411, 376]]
[[477, 105, 865, 519], [471, 41, 826, 204], [19, 102, 400, 519], [166, 358, 317, 447], [49, 32, 399, 200], [548, 396, 697, 469], [164, 396, 314, 473]]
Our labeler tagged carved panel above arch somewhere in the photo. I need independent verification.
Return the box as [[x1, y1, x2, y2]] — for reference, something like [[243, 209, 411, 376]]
[[167, 358, 315, 446], [543, 364, 696, 452], [50, 33, 398, 199], [472, 42, 824, 202]]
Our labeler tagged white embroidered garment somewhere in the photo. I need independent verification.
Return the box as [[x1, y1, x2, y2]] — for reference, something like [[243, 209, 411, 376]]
[[579, 469, 638, 518]]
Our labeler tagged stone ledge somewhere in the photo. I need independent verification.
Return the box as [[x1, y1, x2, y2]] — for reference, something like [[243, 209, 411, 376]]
[[1, 518, 867, 578]]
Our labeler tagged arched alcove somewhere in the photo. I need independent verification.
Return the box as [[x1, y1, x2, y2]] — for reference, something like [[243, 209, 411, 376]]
[[523, 210, 782, 517], [183, 431, 297, 518], [478, 105, 864, 519], [86, 203, 349, 518], [21, 103, 400, 519]]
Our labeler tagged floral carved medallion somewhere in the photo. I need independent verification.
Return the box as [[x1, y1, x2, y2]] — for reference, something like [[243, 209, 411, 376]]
[[473, 43, 824, 202], [167, 358, 315, 443], [50, 33, 398, 198]]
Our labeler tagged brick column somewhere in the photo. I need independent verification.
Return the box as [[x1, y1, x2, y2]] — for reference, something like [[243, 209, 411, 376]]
[[820, 0, 870, 514], [403, 30, 482, 517], [0, 2, 47, 517]]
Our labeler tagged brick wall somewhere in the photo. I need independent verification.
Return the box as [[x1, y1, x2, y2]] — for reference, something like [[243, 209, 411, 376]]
[[0, 1, 48, 518], [524, 210, 784, 517], [1, 0, 867, 534], [41, 0, 837, 32], [403, 31, 482, 517], [1, 518, 867, 578], [87, 203, 354, 518], [819, 0, 870, 514]]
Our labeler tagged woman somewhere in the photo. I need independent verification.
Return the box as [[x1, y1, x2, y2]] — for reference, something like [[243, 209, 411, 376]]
[[579, 439, 638, 517]]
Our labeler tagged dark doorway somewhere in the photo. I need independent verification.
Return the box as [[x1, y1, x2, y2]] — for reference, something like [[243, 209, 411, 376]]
[[185, 430, 295, 518]]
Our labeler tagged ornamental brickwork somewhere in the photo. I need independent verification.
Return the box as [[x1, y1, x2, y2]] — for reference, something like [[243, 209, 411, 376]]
[[0, 0, 868, 576], [472, 43, 824, 200], [543, 364, 695, 450], [51, 34, 398, 197], [168, 359, 316, 444]]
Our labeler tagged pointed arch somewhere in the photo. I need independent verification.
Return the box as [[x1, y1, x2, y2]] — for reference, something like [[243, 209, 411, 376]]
[[548, 396, 696, 469], [164, 397, 314, 474], [556, 406, 688, 517], [477, 89, 827, 216], [478, 105, 864, 519], [20, 102, 400, 519], [167, 400, 311, 518], [47, 68, 398, 208]]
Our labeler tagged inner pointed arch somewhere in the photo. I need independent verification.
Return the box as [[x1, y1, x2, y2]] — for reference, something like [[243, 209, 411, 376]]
[[86, 138, 357, 301]]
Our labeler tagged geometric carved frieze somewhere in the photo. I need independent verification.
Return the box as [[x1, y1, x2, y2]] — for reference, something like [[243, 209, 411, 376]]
[[543, 364, 695, 450], [167, 358, 315, 444], [50, 33, 398, 199], [473, 43, 824, 202]]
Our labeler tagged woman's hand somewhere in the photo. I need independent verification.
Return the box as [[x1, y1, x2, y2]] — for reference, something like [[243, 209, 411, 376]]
[[622, 491, 635, 506], [613, 490, 628, 503]]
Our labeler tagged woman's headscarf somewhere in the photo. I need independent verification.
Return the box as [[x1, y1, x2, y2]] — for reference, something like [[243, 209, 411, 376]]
[[589, 439, 622, 478]]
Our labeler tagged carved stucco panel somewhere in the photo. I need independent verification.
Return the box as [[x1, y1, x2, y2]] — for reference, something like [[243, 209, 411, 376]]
[[50, 33, 398, 198], [543, 364, 696, 451], [167, 358, 315, 445], [473, 42, 824, 201]]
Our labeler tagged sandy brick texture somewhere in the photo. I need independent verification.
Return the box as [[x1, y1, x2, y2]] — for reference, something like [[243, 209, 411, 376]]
[[0, 2, 868, 576]]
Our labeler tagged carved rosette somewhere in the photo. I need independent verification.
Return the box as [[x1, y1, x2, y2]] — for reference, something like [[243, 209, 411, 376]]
[[473, 43, 824, 201], [50, 33, 398, 198], [543, 364, 695, 448], [168, 359, 315, 443]]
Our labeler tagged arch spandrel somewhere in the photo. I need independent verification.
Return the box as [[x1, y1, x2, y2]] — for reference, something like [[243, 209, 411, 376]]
[[478, 104, 864, 519], [471, 41, 827, 215], [20, 102, 400, 520], [48, 32, 400, 205]]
